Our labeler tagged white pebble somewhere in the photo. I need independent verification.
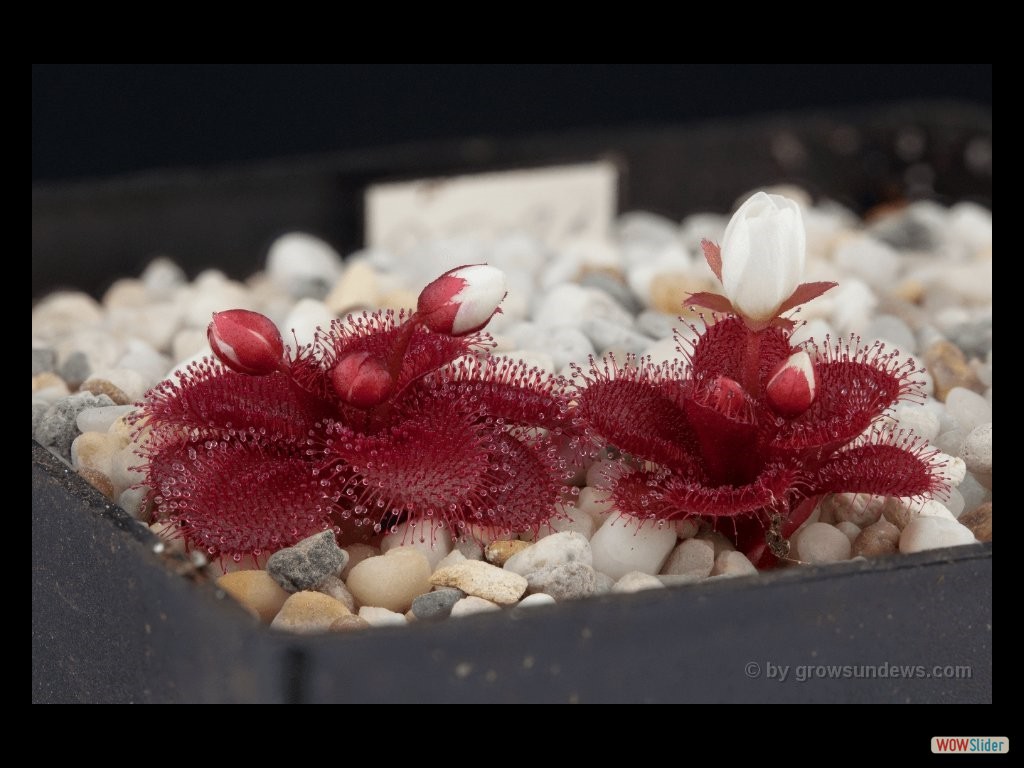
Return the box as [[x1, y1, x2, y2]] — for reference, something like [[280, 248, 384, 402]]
[[76, 405, 137, 434], [899, 516, 977, 553], [944, 488, 966, 518], [267, 232, 344, 298], [612, 571, 665, 593], [793, 523, 852, 563], [660, 538, 714, 578], [589, 517, 677, 580], [380, 521, 452, 570], [539, 506, 597, 540], [833, 236, 900, 290], [960, 423, 992, 475], [281, 298, 335, 348], [892, 404, 940, 442], [516, 593, 556, 609], [357, 606, 408, 627], [533, 284, 634, 331], [945, 387, 992, 434], [834, 521, 861, 545], [450, 596, 502, 618], [140, 257, 187, 300], [866, 315, 917, 355], [710, 550, 757, 577], [503, 531, 592, 576]]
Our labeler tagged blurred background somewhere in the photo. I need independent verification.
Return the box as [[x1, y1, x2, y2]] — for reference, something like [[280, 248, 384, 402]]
[[32, 64, 992, 182]]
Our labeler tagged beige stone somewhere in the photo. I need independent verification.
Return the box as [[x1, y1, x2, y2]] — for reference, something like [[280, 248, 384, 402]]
[[217, 570, 290, 623], [341, 543, 379, 580], [329, 614, 371, 632], [325, 260, 379, 315], [430, 560, 528, 605], [345, 548, 432, 613], [923, 340, 984, 401], [484, 539, 531, 566], [270, 591, 350, 633], [959, 502, 992, 542], [852, 519, 901, 558]]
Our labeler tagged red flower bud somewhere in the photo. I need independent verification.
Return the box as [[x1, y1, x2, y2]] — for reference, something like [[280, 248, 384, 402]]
[[330, 351, 395, 408], [766, 350, 816, 417], [417, 264, 507, 336], [207, 309, 284, 376]]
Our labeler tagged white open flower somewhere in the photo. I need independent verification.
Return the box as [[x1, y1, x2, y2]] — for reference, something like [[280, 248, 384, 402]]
[[719, 192, 806, 322]]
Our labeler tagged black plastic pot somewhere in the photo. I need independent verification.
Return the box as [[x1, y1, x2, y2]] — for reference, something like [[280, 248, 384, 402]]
[[32, 103, 993, 703]]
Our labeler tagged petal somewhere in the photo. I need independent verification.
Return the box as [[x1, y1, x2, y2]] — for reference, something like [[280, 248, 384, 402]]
[[775, 281, 838, 316], [720, 193, 806, 321], [682, 291, 736, 314]]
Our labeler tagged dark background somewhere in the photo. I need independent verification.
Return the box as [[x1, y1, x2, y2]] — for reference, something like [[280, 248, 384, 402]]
[[32, 64, 992, 182]]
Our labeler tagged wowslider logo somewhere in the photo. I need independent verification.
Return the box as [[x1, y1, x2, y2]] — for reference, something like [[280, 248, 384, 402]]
[[932, 737, 1009, 754]]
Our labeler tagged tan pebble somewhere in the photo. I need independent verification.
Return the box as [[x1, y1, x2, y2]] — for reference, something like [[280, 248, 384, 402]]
[[315, 575, 357, 612], [893, 279, 926, 304], [661, 538, 714, 578], [78, 467, 116, 500], [649, 274, 715, 318], [710, 550, 757, 577], [881, 497, 914, 530], [820, 493, 884, 527], [695, 531, 735, 556], [923, 340, 984, 401], [430, 560, 528, 604], [81, 369, 147, 406], [329, 614, 371, 632], [217, 570, 290, 623], [484, 539, 531, 566], [345, 548, 432, 613], [71, 431, 125, 476], [341, 543, 379, 580], [103, 278, 149, 308], [271, 591, 350, 633], [324, 260, 379, 315], [958, 502, 991, 542], [32, 371, 68, 394], [852, 519, 901, 557], [378, 289, 419, 312]]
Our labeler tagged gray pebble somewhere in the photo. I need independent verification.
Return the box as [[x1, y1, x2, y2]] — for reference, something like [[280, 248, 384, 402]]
[[946, 317, 992, 359], [635, 310, 678, 340], [960, 423, 992, 475], [32, 400, 49, 434], [59, 351, 92, 389], [34, 392, 116, 461], [581, 317, 652, 355], [267, 530, 349, 592], [593, 571, 615, 594], [525, 562, 596, 601], [866, 315, 917, 355], [32, 347, 57, 376], [411, 587, 465, 620], [579, 272, 642, 314]]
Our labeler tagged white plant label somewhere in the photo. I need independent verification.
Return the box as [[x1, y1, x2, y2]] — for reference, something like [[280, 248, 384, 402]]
[[365, 161, 618, 253]]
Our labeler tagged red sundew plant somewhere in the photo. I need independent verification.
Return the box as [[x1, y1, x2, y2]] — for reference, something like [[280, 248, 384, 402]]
[[135, 265, 577, 564], [574, 193, 946, 567]]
